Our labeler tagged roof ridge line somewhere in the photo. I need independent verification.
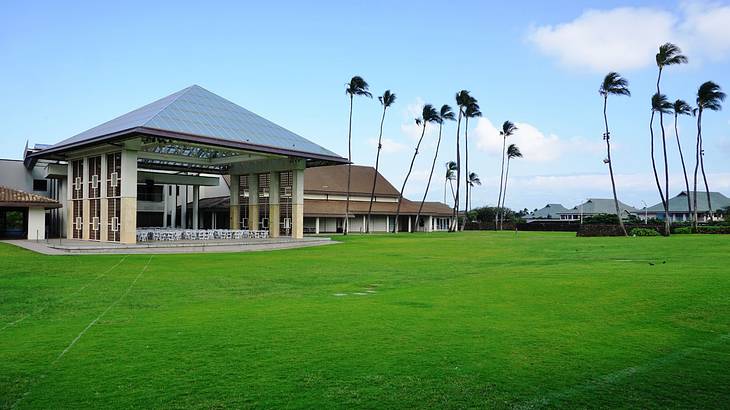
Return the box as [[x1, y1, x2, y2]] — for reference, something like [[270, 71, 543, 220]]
[[140, 85, 198, 128]]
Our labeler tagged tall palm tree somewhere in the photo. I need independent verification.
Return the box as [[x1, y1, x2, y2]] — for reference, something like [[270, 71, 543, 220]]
[[599, 72, 630, 237], [452, 90, 472, 231], [366, 90, 396, 233], [495, 121, 517, 230], [444, 160, 457, 205], [655, 43, 688, 94], [500, 144, 523, 230], [694, 81, 726, 225], [467, 172, 481, 211], [651, 93, 672, 235], [462, 99, 481, 231], [672, 99, 694, 223], [394, 104, 439, 233], [416, 105, 455, 231], [344, 76, 371, 235]]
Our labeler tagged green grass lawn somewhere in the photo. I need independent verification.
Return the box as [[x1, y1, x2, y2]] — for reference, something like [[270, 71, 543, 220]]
[[1, 232, 729, 409]]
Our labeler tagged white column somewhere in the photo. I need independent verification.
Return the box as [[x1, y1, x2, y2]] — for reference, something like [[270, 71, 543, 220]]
[[292, 168, 304, 239], [82, 157, 90, 240], [119, 149, 138, 244], [192, 185, 199, 230], [162, 184, 168, 228], [362, 215, 366, 233], [171, 185, 177, 228], [212, 212, 217, 229], [229, 175, 240, 230], [100, 154, 108, 240], [315, 217, 320, 234], [181, 185, 187, 229], [407, 216, 412, 233], [386, 215, 390, 232], [427, 215, 433, 232], [269, 172, 280, 237]]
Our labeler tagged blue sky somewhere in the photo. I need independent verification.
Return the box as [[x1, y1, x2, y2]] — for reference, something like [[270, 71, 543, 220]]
[[1, 0, 729, 211]]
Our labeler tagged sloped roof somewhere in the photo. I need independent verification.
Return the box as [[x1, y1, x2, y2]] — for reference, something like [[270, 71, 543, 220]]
[[645, 191, 730, 212], [0, 186, 61, 208], [529, 203, 569, 219], [304, 165, 400, 197], [560, 198, 638, 215], [30, 85, 345, 163]]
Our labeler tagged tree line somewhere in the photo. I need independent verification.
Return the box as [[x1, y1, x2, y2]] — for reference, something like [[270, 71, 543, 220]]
[[344, 77, 523, 234], [601, 42, 725, 236]]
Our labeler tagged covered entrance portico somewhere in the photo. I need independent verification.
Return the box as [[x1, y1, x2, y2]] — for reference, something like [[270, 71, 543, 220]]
[[24, 85, 346, 244]]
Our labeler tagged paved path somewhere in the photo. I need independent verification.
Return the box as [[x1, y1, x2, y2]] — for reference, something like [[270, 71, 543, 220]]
[[2, 237, 336, 255]]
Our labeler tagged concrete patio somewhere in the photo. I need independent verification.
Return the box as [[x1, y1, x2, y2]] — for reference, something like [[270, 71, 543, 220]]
[[3, 236, 336, 255]]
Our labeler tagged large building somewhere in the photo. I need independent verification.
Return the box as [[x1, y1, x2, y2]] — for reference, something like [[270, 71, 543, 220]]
[[644, 191, 729, 222], [1, 85, 453, 241]]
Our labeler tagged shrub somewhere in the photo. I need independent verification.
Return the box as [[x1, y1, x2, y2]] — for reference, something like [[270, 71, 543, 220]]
[[696, 225, 730, 234], [673, 226, 693, 234], [630, 227, 660, 236], [583, 213, 620, 225]]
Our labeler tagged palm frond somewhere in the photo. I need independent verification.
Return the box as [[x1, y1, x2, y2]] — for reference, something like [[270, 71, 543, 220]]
[[440, 104, 456, 122], [455, 90, 472, 108], [652, 93, 673, 114], [697, 81, 726, 111], [422, 104, 440, 123], [656, 42, 688, 67], [465, 101, 482, 118], [599, 72, 631, 97], [500, 120, 517, 137], [672, 99, 693, 116], [507, 143, 523, 159], [378, 89, 396, 107], [346, 76, 372, 98]]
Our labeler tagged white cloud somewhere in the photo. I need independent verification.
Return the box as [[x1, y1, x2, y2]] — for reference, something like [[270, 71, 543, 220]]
[[472, 116, 603, 162], [528, 2, 730, 72]]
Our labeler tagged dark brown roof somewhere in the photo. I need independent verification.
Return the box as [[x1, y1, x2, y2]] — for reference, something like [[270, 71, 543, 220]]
[[0, 186, 61, 208], [192, 196, 453, 217], [304, 199, 453, 217], [304, 165, 400, 197]]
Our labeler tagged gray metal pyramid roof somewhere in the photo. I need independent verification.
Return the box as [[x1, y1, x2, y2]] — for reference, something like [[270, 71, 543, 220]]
[[43, 85, 343, 161], [561, 198, 639, 215]]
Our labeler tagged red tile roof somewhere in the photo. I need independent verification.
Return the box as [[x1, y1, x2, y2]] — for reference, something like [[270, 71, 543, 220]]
[[0, 186, 61, 208]]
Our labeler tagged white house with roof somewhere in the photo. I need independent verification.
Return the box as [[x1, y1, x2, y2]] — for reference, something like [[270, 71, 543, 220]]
[[525, 204, 570, 222], [644, 191, 729, 222], [558, 198, 639, 221]]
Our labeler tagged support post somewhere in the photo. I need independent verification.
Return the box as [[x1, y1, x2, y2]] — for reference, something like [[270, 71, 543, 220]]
[[171, 186, 177, 228], [315, 217, 320, 234], [119, 149, 138, 244], [269, 172, 280, 238], [427, 215, 433, 232], [181, 185, 188, 229], [385, 215, 390, 233], [192, 185, 199, 230], [248, 173, 259, 230], [229, 175, 240, 230], [408, 216, 412, 233], [292, 168, 304, 239], [66, 162, 74, 240], [162, 184, 168, 228], [100, 154, 109, 240], [82, 157, 90, 240]]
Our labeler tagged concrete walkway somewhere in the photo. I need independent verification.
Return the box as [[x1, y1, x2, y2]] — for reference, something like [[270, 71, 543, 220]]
[[2, 237, 336, 255]]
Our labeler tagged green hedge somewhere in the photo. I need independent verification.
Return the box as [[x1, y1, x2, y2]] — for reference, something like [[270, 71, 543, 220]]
[[630, 227, 660, 236], [672, 225, 730, 234]]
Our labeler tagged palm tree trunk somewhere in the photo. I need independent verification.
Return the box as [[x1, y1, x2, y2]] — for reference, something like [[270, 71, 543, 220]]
[[395, 123, 427, 233], [452, 111, 463, 232], [344, 95, 354, 236], [416, 123, 444, 232], [659, 111, 671, 235], [693, 109, 702, 228], [500, 158, 512, 230], [367, 105, 388, 233], [700, 130, 713, 222], [604, 96, 628, 236], [462, 117, 470, 231], [650, 111, 667, 232], [674, 114, 693, 223], [496, 136, 507, 230]]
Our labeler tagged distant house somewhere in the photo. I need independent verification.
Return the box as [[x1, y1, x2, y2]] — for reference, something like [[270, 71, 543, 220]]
[[558, 198, 639, 221], [645, 191, 729, 222], [525, 204, 570, 222]]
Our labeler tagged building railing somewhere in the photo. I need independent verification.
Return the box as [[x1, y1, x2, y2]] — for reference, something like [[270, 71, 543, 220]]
[[136, 228, 269, 242]]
